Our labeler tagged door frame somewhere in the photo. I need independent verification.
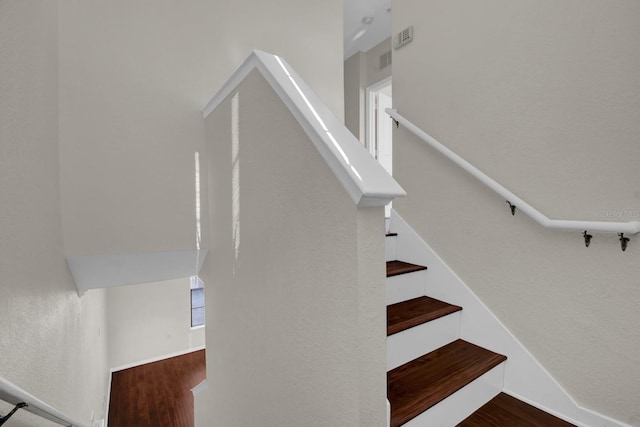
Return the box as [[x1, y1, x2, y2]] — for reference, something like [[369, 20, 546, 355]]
[[365, 76, 393, 158]]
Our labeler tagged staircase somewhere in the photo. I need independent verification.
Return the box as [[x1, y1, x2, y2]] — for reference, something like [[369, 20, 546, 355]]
[[385, 233, 576, 427]]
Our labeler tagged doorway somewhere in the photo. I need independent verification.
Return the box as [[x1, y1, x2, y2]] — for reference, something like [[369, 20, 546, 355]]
[[366, 77, 393, 218]]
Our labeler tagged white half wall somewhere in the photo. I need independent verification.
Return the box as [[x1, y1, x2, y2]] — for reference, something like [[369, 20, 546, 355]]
[[198, 70, 387, 426]]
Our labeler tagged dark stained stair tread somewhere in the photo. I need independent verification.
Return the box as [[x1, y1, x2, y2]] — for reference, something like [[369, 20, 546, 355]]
[[388, 339, 507, 427], [387, 296, 462, 336], [457, 392, 576, 427], [387, 260, 427, 277]]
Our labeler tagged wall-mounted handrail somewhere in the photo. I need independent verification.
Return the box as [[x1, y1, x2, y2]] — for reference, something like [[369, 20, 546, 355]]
[[0, 376, 86, 426], [387, 108, 640, 240]]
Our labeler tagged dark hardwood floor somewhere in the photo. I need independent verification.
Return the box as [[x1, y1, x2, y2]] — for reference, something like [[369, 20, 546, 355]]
[[108, 350, 206, 427]]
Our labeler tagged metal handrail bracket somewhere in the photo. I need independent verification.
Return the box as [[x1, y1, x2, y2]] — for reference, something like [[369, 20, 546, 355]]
[[387, 108, 640, 241]]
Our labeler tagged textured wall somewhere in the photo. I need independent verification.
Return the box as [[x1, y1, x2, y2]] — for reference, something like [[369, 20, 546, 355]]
[[58, 0, 343, 257], [107, 278, 205, 369], [199, 70, 386, 426], [58, 1, 204, 256], [206, 0, 344, 121], [0, 1, 109, 425], [392, 1, 640, 424]]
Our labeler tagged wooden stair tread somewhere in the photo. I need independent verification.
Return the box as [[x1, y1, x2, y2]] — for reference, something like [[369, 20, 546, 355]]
[[387, 296, 462, 336], [386, 260, 427, 277], [457, 392, 576, 427], [388, 339, 507, 427]]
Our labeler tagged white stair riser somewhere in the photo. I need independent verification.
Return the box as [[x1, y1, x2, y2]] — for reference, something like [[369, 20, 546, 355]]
[[385, 235, 398, 261], [386, 270, 427, 305], [387, 312, 461, 371], [401, 363, 505, 427]]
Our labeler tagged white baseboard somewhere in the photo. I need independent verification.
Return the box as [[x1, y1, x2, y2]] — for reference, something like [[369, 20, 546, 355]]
[[110, 345, 206, 373], [390, 210, 630, 427], [191, 379, 208, 396]]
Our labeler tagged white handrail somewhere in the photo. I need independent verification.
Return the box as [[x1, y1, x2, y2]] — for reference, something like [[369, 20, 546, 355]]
[[387, 108, 640, 236], [202, 50, 406, 208], [0, 376, 86, 426]]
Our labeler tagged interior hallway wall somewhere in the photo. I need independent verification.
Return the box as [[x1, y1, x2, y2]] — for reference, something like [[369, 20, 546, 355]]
[[344, 38, 392, 143], [392, 1, 640, 424], [0, 1, 109, 425], [107, 278, 205, 369]]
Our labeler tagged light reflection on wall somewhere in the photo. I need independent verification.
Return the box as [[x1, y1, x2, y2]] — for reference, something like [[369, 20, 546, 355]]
[[232, 92, 241, 273], [274, 55, 363, 182], [195, 151, 202, 251]]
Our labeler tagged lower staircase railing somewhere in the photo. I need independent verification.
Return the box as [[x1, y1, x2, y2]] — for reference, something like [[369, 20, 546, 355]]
[[0, 376, 85, 426]]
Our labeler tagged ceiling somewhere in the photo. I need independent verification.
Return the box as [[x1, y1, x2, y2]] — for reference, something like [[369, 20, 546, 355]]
[[344, 0, 392, 59]]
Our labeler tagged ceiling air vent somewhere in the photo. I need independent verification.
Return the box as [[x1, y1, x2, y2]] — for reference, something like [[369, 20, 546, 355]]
[[394, 25, 414, 49], [379, 50, 392, 70]]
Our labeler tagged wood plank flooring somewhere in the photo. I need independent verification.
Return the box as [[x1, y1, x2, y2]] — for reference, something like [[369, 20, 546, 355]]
[[458, 392, 577, 426], [108, 350, 206, 427]]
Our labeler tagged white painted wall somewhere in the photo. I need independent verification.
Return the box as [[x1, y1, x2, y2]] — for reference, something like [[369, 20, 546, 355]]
[[0, 1, 109, 425], [392, 1, 640, 425], [2, 0, 347, 424], [345, 52, 367, 143], [107, 278, 205, 370], [199, 70, 386, 426], [206, 0, 344, 122], [58, 0, 344, 260]]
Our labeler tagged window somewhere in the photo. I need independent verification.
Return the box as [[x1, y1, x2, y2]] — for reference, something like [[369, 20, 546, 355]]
[[190, 276, 205, 327]]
